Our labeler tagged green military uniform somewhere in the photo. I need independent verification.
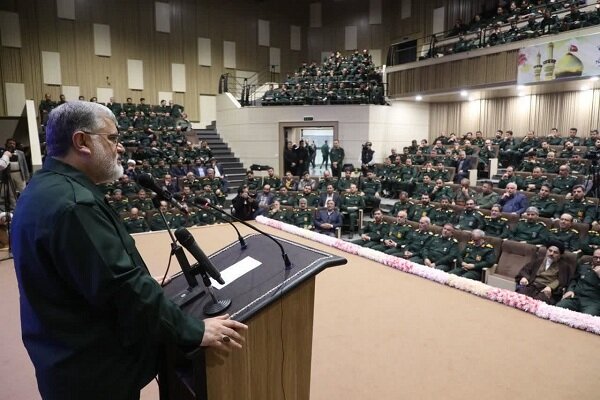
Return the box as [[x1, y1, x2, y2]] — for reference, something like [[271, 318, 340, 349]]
[[548, 227, 580, 252], [188, 207, 216, 226], [389, 199, 414, 217], [498, 175, 524, 190], [341, 192, 365, 234], [411, 182, 433, 199], [243, 177, 263, 192], [275, 192, 296, 207], [483, 216, 509, 238], [131, 197, 154, 213], [360, 177, 382, 208], [352, 220, 389, 248], [556, 262, 600, 316], [318, 177, 338, 192], [399, 229, 433, 257], [509, 220, 549, 244], [119, 181, 141, 196], [291, 207, 314, 229], [473, 191, 500, 210], [329, 146, 345, 177], [523, 174, 548, 191], [263, 175, 282, 190], [337, 176, 358, 192], [298, 192, 320, 208], [149, 211, 181, 231], [11, 158, 205, 399], [583, 231, 600, 255], [540, 158, 559, 173], [411, 234, 460, 272], [569, 161, 588, 175], [109, 197, 130, 214], [429, 206, 454, 226], [268, 208, 290, 223], [409, 203, 435, 222], [535, 147, 550, 158], [394, 165, 416, 195], [518, 159, 539, 172], [429, 185, 453, 202], [455, 210, 485, 230], [452, 187, 476, 206], [370, 223, 413, 252], [415, 168, 439, 182], [560, 198, 596, 223], [529, 195, 559, 218], [122, 215, 150, 234], [550, 175, 577, 194], [448, 241, 496, 280]]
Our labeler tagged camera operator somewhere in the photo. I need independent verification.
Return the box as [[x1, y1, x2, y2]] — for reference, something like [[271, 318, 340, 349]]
[[0, 138, 30, 208], [360, 141, 375, 176]]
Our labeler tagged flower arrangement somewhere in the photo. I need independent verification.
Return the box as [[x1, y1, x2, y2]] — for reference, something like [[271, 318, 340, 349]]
[[256, 217, 600, 336]]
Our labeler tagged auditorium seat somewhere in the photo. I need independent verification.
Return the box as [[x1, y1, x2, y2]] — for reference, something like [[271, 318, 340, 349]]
[[483, 240, 538, 290]]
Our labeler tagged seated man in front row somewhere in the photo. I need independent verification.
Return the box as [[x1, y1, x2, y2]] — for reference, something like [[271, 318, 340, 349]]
[[314, 199, 343, 236], [448, 229, 496, 281], [352, 208, 388, 247], [556, 248, 600, 316], [410, 223, 461, 272], [515, 241, 571, 304]]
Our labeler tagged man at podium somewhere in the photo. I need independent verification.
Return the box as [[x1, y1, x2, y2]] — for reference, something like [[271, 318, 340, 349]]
[[11, 101, 247, 400]]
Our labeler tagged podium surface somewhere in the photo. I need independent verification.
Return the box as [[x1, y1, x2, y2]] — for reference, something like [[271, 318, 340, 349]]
[[161, 231, 347, 400]]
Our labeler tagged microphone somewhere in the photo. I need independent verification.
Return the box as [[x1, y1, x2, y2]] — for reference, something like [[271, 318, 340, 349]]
[[174, 227, 225, 285], [195, 197, 292, 268], [195, 198, 247, 249], [137, 174, 188, 214]]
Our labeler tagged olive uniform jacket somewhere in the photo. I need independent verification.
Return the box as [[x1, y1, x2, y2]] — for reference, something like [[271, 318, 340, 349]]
[[12, 158, 205, 400]]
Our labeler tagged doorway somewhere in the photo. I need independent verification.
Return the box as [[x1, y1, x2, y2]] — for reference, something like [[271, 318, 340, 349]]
[[279, 121, 338, 176]]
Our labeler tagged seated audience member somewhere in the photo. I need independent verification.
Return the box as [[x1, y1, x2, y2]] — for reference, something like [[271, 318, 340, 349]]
[[341, 183, 365, 237], [412, 174, 434, 199], [430, 197, 454, 226], [454, 151, 473, 183], [291, 198, 314, 230], [474, 181, 499, 210], [274, 186, 295, 207], [523, 167, 548, 192], [267, 200, 289, 222], [317, 170, 337, 192], [483, 204, 510, 238], [314, 199, 343, 236], [398, 216, 434, 258], [540, 151, 559, 173], [254, 184, 275, 217], [337, 169, 358, 193], [548, 213, 581, 252], [409, 193, 435, 221], [319, 183, 342, 208], [508, 206, 549, 245], [298, 171, 316, 191], [498, 166, 524, 189], [452, 178, 476, 206], [149, 200, 181, 231], [389, 191, 415, 217], [263, 167, 281, 190], [556, 248, 600, 316], [529, 184, 559, 218], [550, 165, 577, 194], [352, 208, 388, 247], [122, 207, 150, 234], [281, 171, 298, 191], [448, 229, 496, 281], [371, 211, 413, 253], [515, 241, 571, 304], [499, 182, 528, 215], [558, 184, 595, 224], [429, 178, 453, 202], [454, 199, 485, 230], [298, 184, 320, 207], [232, 186, 256, 221], [411, 224, 461, 272], [360, 170, 382, 209], [242, 170, 263, 193]]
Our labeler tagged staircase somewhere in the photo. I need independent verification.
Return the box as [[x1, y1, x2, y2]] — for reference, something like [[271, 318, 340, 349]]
[[194, 122, 246, 190]]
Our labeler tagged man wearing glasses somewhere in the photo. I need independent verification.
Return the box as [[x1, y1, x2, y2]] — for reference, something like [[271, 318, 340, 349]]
[[11, 102, 247, 399]]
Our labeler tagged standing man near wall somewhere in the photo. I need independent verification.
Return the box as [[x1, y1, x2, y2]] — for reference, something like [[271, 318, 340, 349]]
[[320, 140, 330, 169], [0, 138, 30, 209], [329, 139, 345, 178], [11, 102, 247, 399]]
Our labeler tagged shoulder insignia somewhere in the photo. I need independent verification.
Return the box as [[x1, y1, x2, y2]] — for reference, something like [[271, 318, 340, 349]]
[[476, 211, 484, 216], [484, 215, 491, 220], [485, 244, 494, 248], [519, 218, 527, 222], [550, 228, 558, 232], [570, 229, 579, 233], [452, 238, 458, 243], [538, 221, 546, 226], [500, 217, 508, 221]]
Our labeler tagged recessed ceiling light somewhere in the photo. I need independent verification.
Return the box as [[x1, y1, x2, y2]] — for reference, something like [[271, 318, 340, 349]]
[[415, 95, 423, 101], [460, 90, 468, 97]]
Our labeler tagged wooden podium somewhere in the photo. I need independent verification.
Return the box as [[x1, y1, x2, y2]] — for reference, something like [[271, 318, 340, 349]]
[[161, 233, 347, 400]]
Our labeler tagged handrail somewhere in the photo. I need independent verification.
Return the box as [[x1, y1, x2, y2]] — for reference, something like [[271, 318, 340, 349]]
[[388, 0, 598, 65]]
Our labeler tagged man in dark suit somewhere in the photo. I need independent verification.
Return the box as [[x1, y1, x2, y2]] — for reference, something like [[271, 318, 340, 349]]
[[254, 184, 275, 217], [314, 199, 343, 236], [454, 150, 473, 183], [319, 183, 341, 208]]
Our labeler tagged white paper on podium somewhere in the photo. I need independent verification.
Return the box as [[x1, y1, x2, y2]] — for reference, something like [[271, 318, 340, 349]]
[[211, 256, 262, 290]]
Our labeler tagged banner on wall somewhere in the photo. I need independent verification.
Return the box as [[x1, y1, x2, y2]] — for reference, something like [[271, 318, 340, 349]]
[[517, 32, 600, 84]]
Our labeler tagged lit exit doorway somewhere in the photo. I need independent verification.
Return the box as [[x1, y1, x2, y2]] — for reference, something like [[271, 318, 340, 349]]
[[279, 121, 338, 176]]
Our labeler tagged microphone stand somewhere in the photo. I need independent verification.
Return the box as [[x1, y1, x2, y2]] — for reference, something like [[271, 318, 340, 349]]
[[155, 203, 204, 307], [199, 199, 292, 269], [206, 204, 247, 249]]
